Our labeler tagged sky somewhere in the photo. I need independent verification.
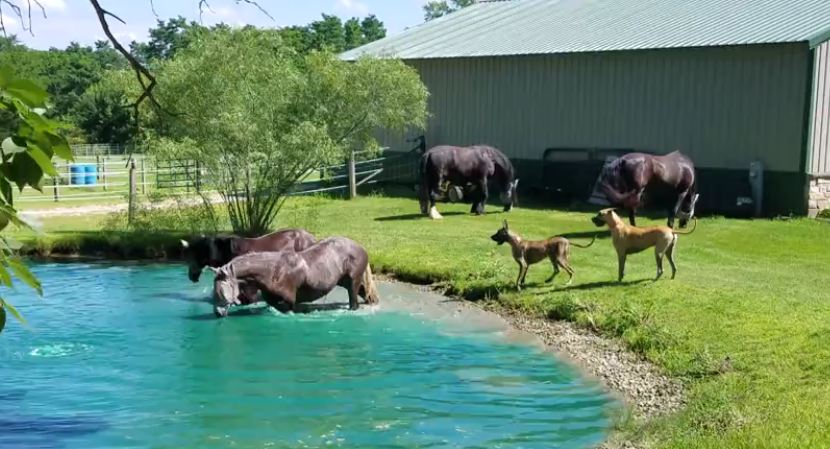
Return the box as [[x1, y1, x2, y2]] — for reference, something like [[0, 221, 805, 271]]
[[0, 0, 429, 49]]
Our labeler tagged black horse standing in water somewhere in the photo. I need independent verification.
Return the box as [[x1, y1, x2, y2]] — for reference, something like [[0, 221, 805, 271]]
[[419, 145, 519, 219], [180, 228, 316, 303], [598, 151, 699, 228]]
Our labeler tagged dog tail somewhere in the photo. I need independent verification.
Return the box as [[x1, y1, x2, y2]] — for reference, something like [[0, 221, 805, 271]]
[[673, 217, 698, 235], [361, 263, 381, 305], [570, 234, 597, 249]]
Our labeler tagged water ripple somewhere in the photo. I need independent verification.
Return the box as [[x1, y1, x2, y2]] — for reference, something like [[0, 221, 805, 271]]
[[0, 263, 616, 449]]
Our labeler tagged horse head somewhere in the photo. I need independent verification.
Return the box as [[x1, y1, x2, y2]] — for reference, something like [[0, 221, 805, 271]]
[[209, 264, 240, 318], [676, 193, 700, 228], [500, 179, 519, 212], [181, 235, 232, 282]]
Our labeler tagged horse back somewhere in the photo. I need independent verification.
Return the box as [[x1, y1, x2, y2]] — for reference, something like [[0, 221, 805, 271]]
[[423, 145, 497, 180], [239, 228, 316, 254]]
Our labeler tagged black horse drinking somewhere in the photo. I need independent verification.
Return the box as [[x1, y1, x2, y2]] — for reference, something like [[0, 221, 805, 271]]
[[418, 145, 519, 219], [598, 151, 698, 228]]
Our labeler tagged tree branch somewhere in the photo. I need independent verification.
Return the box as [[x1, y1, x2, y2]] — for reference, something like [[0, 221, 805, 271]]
[[235, 0, 273, 21], [0, 0, 47, 36], [88, 0, 163, 129]]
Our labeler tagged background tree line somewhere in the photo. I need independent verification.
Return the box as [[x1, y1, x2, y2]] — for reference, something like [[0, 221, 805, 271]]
[[0, 13, 388, 146]]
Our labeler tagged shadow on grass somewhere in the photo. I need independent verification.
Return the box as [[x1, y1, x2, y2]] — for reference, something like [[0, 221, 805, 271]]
[[375, 211, 467, 222], [563, 279, 652, 291]]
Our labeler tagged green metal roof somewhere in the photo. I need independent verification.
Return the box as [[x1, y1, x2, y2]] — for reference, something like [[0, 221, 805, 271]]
[[341, 0, 830, 60]]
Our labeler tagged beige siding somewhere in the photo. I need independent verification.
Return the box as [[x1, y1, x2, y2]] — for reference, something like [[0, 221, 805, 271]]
[[809, 41, 830, 175], [381, 43, 810, 173]]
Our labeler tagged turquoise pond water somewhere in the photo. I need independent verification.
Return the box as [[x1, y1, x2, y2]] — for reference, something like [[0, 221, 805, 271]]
[[0, 263, 616, 449]]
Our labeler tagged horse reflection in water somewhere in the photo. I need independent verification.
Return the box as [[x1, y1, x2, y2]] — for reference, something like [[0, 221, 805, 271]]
[[210, 237, 380, 318]]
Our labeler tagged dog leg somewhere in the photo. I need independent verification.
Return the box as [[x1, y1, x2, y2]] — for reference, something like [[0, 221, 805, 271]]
[[559, 258, 575, 286], [546, 257, 560, 283], [668, 236, 678, 279], [654, 250, 665, 281], [515, 260, 527, 290], [617, 253, 627, 282], [520, 260, 530, 287]]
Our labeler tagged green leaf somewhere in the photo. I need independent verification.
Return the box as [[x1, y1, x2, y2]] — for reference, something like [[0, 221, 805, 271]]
[[6, 152, 44, 191], [5, 79, 48, 108], [27, 145, 58, 177], [2, 300, 26, 325], [45, 132, 73, 161], [8, 258, 41, 295], [0, 302, 6, 334], [1, 137, 27, 155], [0, 177, 13, 207], [0, 264, 12, 288]]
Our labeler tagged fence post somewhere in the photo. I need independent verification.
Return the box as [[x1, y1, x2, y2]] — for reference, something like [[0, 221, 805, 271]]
[[348, 149, 357, 199], [52, 177, 59, 202], [140, 158, 146, 195], [102, 157, 108, 192], [128, 160, 136, 224]]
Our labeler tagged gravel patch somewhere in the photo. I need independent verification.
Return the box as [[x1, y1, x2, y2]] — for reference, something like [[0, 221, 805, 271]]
[[487, 304, 685, 418]]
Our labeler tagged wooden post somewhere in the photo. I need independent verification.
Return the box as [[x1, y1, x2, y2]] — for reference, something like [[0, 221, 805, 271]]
[[140, 158, 146, 195], [348, 149, 357, 199], [102, 157, 108, 192], [52, 177, 59, 202], [128, 160, 136, 224]]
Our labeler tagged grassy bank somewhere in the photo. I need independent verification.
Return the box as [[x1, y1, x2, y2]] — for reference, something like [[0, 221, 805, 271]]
[[14, 194, 830, 449]]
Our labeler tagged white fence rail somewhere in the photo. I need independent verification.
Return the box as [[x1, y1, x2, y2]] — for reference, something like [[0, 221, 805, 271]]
[[16, 150, 390, 209]]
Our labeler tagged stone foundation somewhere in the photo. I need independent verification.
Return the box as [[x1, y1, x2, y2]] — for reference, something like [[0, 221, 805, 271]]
[[808, 177, 830, 218]]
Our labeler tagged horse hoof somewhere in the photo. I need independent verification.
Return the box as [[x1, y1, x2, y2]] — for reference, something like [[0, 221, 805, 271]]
[[428, 207, 443, 220]]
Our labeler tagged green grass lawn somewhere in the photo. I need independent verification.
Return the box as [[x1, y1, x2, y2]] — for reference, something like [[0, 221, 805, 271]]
[[12, 193, 830, 449]]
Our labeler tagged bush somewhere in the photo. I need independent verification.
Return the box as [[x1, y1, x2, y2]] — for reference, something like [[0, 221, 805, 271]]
[[818, 209, 830, 219], [103, 192, 222, 236]]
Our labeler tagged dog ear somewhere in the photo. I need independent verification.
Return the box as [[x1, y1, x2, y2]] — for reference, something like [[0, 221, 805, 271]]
[[503, 219, 509, 230]]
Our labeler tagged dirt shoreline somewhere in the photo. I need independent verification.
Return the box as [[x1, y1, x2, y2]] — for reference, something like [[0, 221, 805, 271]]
[[376, 273, 685, 428]]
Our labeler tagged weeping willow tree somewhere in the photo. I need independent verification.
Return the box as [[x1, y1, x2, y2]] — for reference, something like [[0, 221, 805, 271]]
[[151, 28, 428, 236]]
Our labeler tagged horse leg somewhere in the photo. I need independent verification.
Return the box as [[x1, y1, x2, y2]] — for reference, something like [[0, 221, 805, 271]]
[[628, 208, 637, 227], [343, 277, 360, 311], [474, 179, 488, 215], [428, 176, 444, 220], [668, 191, 687, 228]]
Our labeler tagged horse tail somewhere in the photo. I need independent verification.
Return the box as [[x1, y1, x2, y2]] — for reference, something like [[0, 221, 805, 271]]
[[570, 234, 597, 249], [362, 263, 381, 305], [673, 217, 698, 235]]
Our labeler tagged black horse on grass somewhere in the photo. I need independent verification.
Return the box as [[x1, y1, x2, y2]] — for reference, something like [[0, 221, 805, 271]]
[[210, 237, 380, 318], [181, 228, 316, 304], [418, 145, 519, 219], [598, 151, 699, 228]]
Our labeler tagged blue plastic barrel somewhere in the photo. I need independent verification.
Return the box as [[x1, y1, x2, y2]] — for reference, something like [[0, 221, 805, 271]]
[[70, 164, 85, 186], [84, 164, 97, 186]]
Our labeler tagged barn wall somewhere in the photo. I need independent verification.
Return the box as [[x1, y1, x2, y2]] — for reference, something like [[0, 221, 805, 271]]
[[378, 43, 813, 215], [809, 40, 830, 176]]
